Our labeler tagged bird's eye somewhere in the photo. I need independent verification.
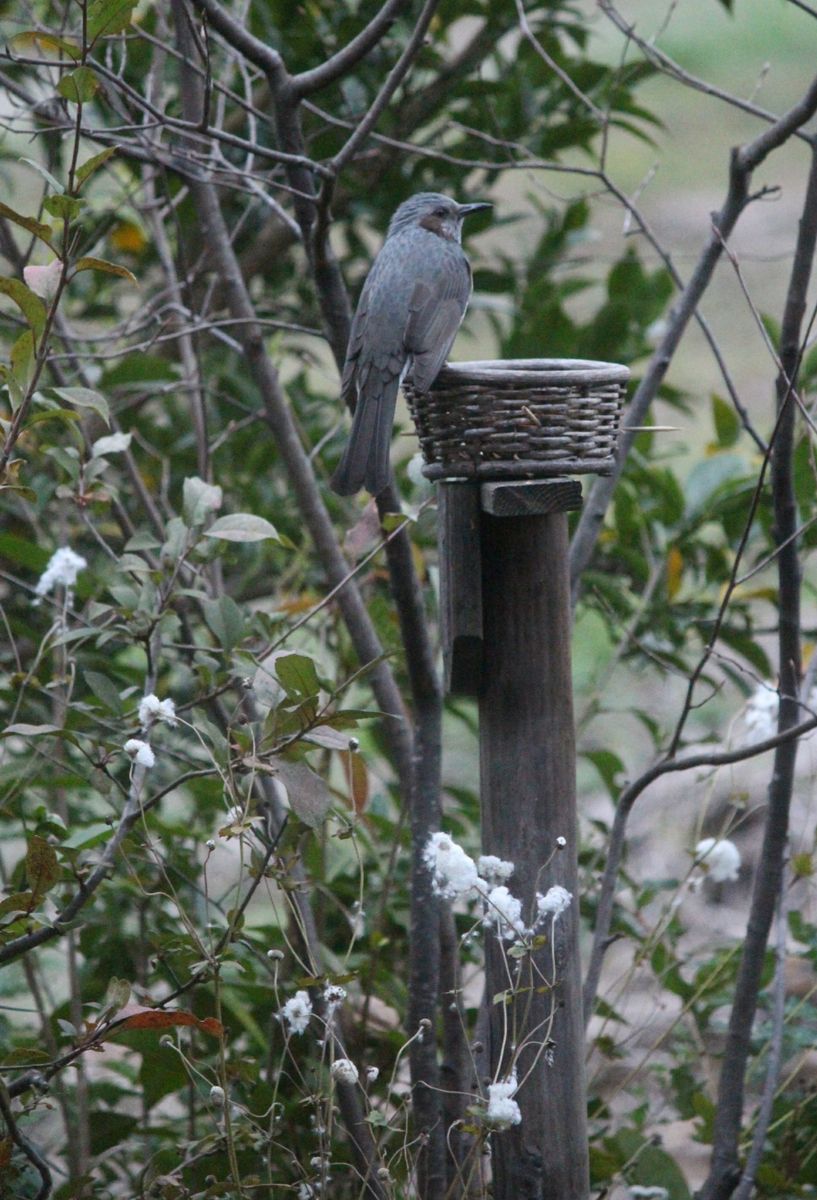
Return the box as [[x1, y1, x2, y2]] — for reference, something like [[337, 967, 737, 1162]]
[[434, 207, 448, 217]]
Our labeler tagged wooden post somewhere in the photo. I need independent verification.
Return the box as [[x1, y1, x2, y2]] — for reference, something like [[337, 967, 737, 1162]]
[[477, 478, 588, 1200], [438, 482, 483, 696]]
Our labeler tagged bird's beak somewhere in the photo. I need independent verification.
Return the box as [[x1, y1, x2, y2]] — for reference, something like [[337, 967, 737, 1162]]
[[457, 201, 492, 219]]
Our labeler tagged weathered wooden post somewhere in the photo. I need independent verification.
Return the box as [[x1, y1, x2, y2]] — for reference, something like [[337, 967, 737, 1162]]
[[407, 359, 628, 1199]]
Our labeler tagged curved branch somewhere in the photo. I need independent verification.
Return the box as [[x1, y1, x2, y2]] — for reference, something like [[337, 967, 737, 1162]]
[[700, 140, 817, 1200], [170, 1, 412, 783], [291, 0, 410, 98], [570, 72, 817, 596], [189, 0, 286, 82], [582, 710, 817, 1023], [329, 0, 441, 174], [0, 1084, 51, 1200], [732, 882, 788, 1200], [0, 758, 169, 969], [599, 0, 811, 140]]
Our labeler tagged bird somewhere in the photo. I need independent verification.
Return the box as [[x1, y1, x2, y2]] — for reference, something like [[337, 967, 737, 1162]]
[[330, 192, 491, 496]]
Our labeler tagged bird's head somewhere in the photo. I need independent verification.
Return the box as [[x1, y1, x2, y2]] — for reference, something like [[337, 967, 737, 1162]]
[[387, 192, 492, 244]]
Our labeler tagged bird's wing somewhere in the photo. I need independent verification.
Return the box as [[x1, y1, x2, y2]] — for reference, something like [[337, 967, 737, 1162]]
[[404, 254, 472, 393], [339, 270, 376, 407]]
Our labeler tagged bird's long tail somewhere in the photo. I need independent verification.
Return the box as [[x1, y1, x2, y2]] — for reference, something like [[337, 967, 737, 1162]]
[[330, 371, 399, 496]]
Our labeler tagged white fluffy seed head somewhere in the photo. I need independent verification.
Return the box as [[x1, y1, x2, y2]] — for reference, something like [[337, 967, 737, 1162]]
[[281, 990, 312, 1035], [695, 837, 741, 883], [124, 738, 155, 768]]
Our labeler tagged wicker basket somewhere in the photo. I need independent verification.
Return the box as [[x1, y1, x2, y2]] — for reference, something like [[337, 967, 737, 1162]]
[[403, 358, 629, 480]]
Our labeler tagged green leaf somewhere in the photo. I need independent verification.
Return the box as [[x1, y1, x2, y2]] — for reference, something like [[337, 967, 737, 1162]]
[[88, 0, 136, 40], [0, 201, 54, 248], [84, 670, 123, 714], [0, 1047, 51, 1068], [583, 749, 625, 800], [251, 653, 286, 712], [274, 759, 332, 828], [92, 431, 131, 456], [56, 66, 99, 103], [684, 453, 746, 515], [275, 652, 321, 701], [760, 312, 780, 350], [302, 725, 358, 751], [0, 277, 47, 337], [26, 835, 60, 900], [203, 513, 280, 543], [202, 595, 246, 650], [124, 531, 160, 552], [72, 257, 137, 285], [10, 31, 81, 59], [62, 823, 113, 851], [76, 147, 117, 187], [800, 340, 817, 389], [139, 1042, 188, 1109], [183, 476, 223, 526], [87, 1111, 138, 1156], [43, 194, 84, 221], [10, 330, 36, 404], [589, 1144, 621, 1184], [101, 353, 176, 390], [160, 516, 189, 564], [629, 1142, 691, 1199], [0, 891, 34, 919], [710, 393, 740, 448], [19, 157, 65, 193], [46, 385, 110, 424], [2, 723, 64, 738], [0, 534, 51, 573]]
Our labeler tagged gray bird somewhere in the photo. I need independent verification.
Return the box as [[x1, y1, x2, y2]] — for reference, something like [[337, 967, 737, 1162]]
[[331, 192, 491, 496]]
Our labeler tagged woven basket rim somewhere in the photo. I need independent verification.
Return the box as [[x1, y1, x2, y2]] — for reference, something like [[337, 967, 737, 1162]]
[[428, 357, 630, 388]]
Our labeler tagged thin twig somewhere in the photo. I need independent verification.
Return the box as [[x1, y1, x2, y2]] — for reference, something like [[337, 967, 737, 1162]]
[[732, 876, 789, 1200], [570, 72, 817, 596], [0, 1084, 52, 1200], [581, 709, 817, 1023], [699, 138, 817, 1200], [290, 0, 410, 98]]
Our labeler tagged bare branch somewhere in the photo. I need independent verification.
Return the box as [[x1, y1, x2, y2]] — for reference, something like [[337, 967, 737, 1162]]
[[0, 1084, 51, 1200], [700, 139, 817, 1200], [786, 0, 817, 16], [170, 1, 412, 782], [514, 0, 605, 123], [291, 0, 410, 98], [598, 168, 766, 453], [732, 879, 789, 1200], [599, 0, 810, 140], [582, 708, 817, 1023], [570, 72, 817, 595], [187, 0, 286, 83], [329, 0, 441, 175]]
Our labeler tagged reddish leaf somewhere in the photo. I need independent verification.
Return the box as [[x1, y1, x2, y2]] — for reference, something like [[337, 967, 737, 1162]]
[[104, 1004, 224, 1039], [197, 1016, 225, 1037], [343, 752, 369, 814]]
